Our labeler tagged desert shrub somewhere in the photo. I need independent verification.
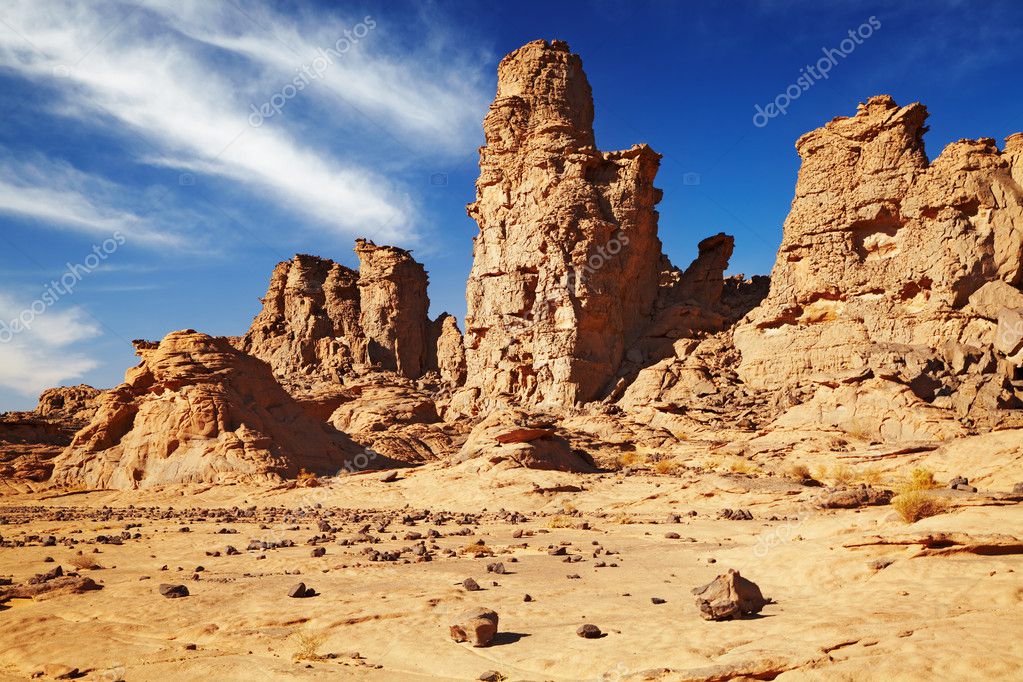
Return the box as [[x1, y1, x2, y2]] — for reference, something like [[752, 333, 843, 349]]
[[296, 468, 319, 487], [891, 490, 948, 523], [727, 457, 759, 475], [786, 463, 812, 480], [653, 459, 680, 475], [462, 544, 494, 556], [547, 515, 574, 529], [618, 452, 647, 468], [857, 465, 883, 486], [611, 513, 636, 525], [900, 467, 940, 492], [292, 631, 327, 662], [812, 464, 855, 486]]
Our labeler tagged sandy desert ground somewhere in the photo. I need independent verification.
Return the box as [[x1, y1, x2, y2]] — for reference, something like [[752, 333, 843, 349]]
[[3, 429, 1021, 682]]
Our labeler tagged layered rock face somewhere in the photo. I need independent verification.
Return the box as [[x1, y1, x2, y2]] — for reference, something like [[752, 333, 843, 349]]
[[355, 239, 430, 379], [734, 96, 1023, 399], [243, 243, 463, 389], [241, 254, 363, 387], [461, 40, 666, 409], [0, 385, 102, 487], [50, 331, 376, 489]]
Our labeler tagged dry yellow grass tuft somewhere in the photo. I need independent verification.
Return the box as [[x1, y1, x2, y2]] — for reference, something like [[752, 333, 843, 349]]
[[548, 515, 574, 528], [297, 468, 320, 487], [786, 463, 812, 480], [891, 490, 948, 523], [462, 544, 494, 556], [618, 451, 647, 468], [653, 459, 680, 475], [857, 465, 884, 486], [899, 467, 941, 492], [728, 457, 760, 475], [292, 631, 327, 662]]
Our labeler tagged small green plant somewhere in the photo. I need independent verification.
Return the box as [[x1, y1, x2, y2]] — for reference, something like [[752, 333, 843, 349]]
[[891, 490, 947, 523]]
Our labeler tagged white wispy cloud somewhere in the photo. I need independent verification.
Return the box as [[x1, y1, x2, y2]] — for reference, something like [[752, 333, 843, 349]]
[[0, 0, 489, 246], [0, 154, 192, 248], [0, 292, 100, 398]]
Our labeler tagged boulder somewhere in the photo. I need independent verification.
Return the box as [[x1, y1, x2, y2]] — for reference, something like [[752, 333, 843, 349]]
[[449, 607, 499, 647], [691, 569, 767, 621], [456, 410, 597, 473]]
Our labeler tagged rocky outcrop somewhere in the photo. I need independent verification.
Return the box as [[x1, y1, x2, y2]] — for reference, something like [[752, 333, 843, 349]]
[[430, 313, 467, 386], [0, 385, 102, 487], [455, 409, 598, 473], [241, 254, 363, 387], [50, 331, 381, 489], [460, 40, 666, 410], [243, 246, 461, 391], [692, 569, 767, 621], [326, 376, 456, 463], [734, 96, 1023, 397], [355, 239, 431, 379]]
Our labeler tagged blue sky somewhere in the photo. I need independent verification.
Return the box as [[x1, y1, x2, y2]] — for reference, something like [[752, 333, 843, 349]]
[[0, 0, 1021, 411]]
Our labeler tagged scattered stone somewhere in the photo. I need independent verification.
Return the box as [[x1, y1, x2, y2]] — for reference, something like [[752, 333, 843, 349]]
[[463, 577, 481, 592], [159, 584, 189, 599], [450, 607, 499, 647], [576, 624, 602, 639], [288, 582, 315, 598], [692, 569, 766, 620], [41, 664, 79, 680]]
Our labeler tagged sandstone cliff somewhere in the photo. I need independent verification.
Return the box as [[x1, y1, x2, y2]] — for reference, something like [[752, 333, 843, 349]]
[[459, 39, 741, 412], [730, 95, 1023, 435], [243, 244, 463, 391]]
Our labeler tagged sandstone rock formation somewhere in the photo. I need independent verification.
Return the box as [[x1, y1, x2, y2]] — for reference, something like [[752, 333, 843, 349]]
[[242, 244, 463, 390], [354, 239, 431, 379], [326, 375, 456, 463], [460, 39, 666, 410], [0, 385, 102, 487], [50, 331, 381, 489], [691, 569, 767, 621], [456, 409, 598, 473], [241, 254, 363, 388], [733, 96, 1023, 409]]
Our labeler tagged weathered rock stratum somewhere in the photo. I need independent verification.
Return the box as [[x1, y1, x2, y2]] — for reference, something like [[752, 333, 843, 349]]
[[733, 96, 1023, 423], [50, 331, 381, 489]]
